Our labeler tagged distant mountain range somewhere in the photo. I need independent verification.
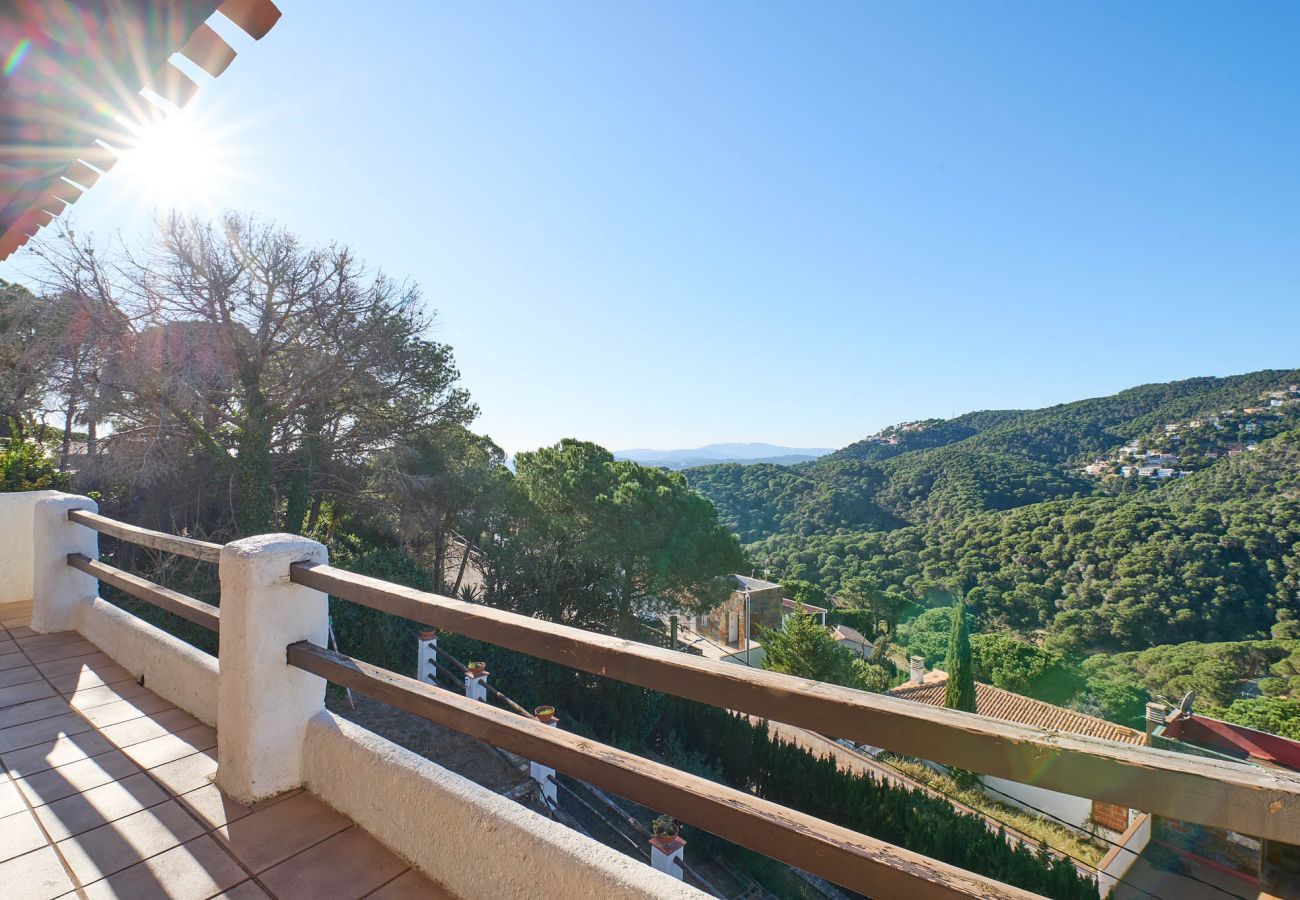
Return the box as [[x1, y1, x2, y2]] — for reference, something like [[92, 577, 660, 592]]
[[614, 443, 834, 470]]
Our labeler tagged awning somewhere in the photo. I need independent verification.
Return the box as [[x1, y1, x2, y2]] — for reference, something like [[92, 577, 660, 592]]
[[0, 0, 282, 261]]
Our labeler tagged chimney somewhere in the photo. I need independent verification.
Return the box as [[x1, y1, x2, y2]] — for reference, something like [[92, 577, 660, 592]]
[[909, 655, 925, 685], [1145, 701, 1168, 736]]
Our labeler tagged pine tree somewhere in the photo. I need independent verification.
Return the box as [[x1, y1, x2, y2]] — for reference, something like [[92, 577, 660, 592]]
[[945, 597, 977, 713]]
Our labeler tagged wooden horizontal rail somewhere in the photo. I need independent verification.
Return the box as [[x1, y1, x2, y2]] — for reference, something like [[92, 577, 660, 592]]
[[290, 561, 1300, 843], [68, 554, 220, 633], [68, 509, 222, 564], [287, 641, 1035, 900]]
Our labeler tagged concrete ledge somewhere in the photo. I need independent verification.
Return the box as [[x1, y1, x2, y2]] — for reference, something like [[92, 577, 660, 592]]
[[302, 710, 705, 900], [76, 597, 219, 725]]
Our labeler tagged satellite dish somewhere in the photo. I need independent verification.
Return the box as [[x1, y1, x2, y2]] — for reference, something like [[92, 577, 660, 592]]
[[1178, 691, 1196, 716]]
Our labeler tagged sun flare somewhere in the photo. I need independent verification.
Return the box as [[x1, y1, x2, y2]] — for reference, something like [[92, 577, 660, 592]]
[[114, 110, 226, 211]]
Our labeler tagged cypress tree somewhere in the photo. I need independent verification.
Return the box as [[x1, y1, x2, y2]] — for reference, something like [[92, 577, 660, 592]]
[[944, 597, 977, 713]]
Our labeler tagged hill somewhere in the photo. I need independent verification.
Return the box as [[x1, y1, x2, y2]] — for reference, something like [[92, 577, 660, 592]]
[[689, 370, 1300, 653]]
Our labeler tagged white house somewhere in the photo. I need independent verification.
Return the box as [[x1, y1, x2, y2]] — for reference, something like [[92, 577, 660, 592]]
[[887, 662, 1145, 839], [830, 624, 873, 658]]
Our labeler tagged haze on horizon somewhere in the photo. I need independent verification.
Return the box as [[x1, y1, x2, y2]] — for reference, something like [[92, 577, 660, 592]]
[[2, 1, 1297, 456]]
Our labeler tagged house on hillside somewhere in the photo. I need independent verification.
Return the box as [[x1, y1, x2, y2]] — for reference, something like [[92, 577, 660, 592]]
[[886, 660, 1145, 840], [688, 575, 783, 651], [781, 596, 828, 626], [830, 624, 873, 658]]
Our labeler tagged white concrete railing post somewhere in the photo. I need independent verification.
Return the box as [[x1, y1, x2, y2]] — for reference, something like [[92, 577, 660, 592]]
[[530, 706, 560, 807], [30, 493, 98, 634], [216, 533, 329, 804], [417, 630, 438, 686], [464, 661, 488, 702]]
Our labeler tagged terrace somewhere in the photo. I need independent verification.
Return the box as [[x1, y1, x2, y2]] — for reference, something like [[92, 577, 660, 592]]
[[1, 489, 1299, 899]]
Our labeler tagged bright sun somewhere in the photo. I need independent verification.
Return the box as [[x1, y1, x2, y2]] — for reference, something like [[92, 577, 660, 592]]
[[115, 111, 225, 211]]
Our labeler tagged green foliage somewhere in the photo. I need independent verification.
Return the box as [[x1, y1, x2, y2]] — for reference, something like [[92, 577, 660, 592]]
[[684, 462, 900, 543], [328, 542, 434, 675], [781, 578, 827, 609], [898, 607, 957, 666], [945, 598, 976, 712], [1204, 697, 1300, 740], [970, 633, 1079, 704], [760, 612, 856, 686], [0, 440, 66, 492], [487, 440, 746, 635]]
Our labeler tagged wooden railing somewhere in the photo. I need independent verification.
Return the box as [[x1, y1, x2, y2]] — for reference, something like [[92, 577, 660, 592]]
[[286, 640, 1033, 899], [289, 561, 1300, 845], [66, 509, 220, 633], [56, 509, 1300, 898], [68, 508, 222, 563]]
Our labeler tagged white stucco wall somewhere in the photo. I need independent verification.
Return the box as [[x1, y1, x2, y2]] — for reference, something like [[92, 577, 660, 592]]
[[982, 774, 1094, 830], [75, 597, 219, 726], [0, 490, 61, 605], [301, 711, 706, 900], [1096, 814, 1151, 898]]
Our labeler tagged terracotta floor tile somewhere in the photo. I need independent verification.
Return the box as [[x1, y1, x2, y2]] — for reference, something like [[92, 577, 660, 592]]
[[213, 790, 351, 873], [34, 770, 171, 841], [0, 650, 31, 671], [0, 696, 71, 729], [6, 625, 37, 639], [35, 651, 120, 678], [57, 798, 206, 883], [24, 640, 101, 664], [366, 868, 458, 900], [0, 679, 57, 708], [14, 632, 85, 650], [15, 750, 142, 807], [80, 834, 248, 900], [260, 826, 408, 900], [1, 728, 119, 776], [77, 694, 173, 730], [46, 665, 134, 695], [211, 880, 271, 900], [65, 680, 149, 711], [0, 664, 42, 688], [0, 776, 28, 817], [0, 845, 77, 900], [175, 783, 254, 830], [0, 808, 48, 861], [145, 750, 216, 796], [123, 724, 217, 770], [96, 708, 199, 750], [0, 638, 17, 655], [0, 712, 95, 753]]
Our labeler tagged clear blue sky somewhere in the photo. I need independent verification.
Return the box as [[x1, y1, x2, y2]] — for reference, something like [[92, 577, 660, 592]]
[[6, 1, 1299, 454]]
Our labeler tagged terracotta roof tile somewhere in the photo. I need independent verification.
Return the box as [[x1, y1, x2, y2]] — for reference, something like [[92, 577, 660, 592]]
[[888, 679, 1146, 746]]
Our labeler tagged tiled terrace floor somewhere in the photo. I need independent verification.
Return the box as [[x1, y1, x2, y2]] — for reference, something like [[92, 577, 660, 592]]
[[0, 601, 453, 900]]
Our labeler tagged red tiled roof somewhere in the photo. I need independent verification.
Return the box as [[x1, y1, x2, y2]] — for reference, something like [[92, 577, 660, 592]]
[[888, 678, 1146, 746]]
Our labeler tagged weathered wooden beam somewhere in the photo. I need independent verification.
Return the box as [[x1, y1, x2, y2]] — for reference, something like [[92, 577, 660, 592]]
[[68, 554, 219, 633], [290, 561, 1300, 842], [287, 641, 1037, 900], [67, 509, 222, 564]]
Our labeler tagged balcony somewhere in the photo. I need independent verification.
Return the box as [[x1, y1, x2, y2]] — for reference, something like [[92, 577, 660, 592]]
[[2, 490, 1299, 899]]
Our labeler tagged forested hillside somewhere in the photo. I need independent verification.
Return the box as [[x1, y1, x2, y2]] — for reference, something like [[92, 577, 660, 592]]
[[690, 371, 1300, 656]]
